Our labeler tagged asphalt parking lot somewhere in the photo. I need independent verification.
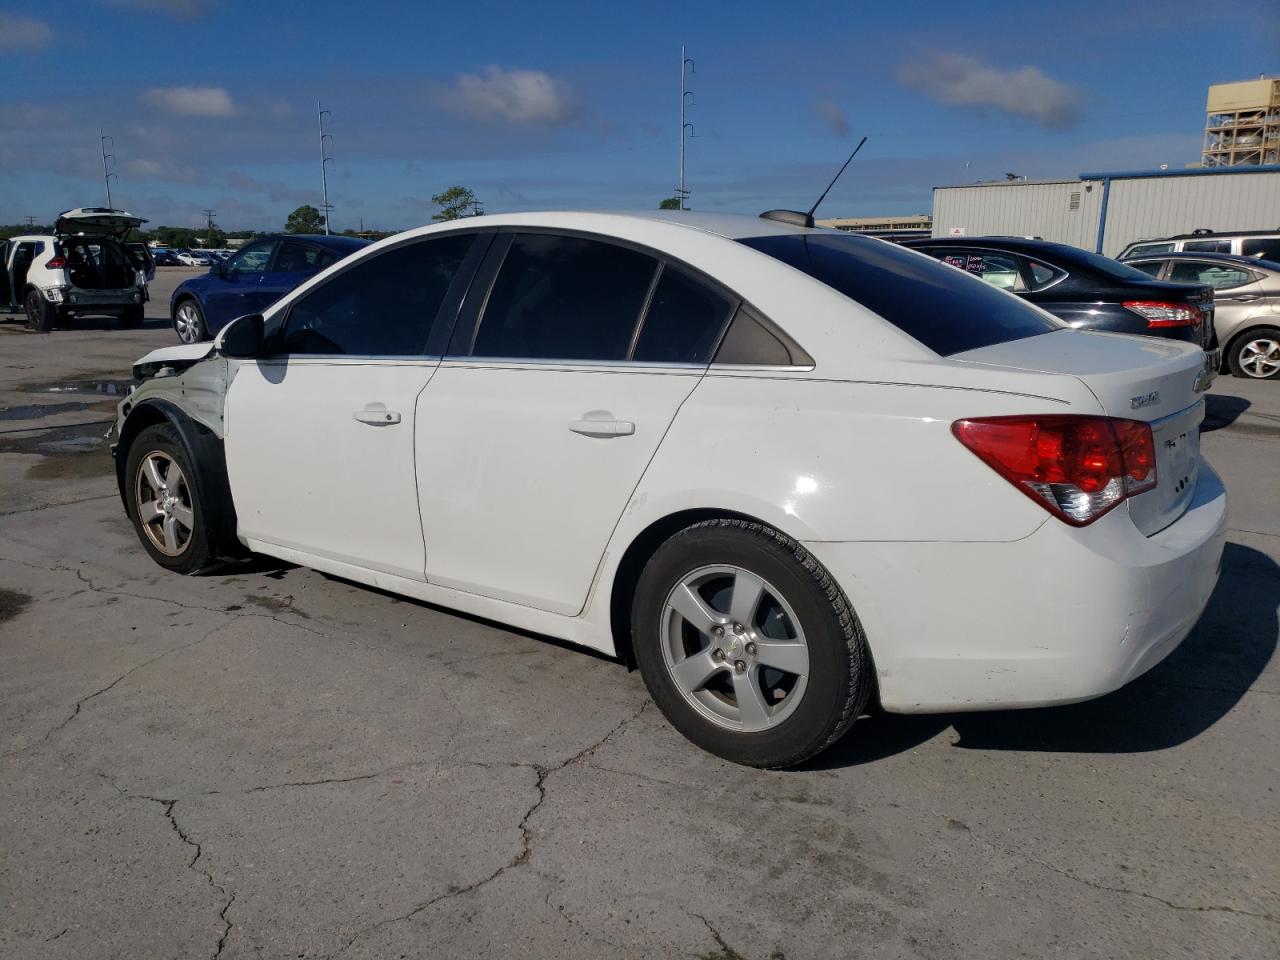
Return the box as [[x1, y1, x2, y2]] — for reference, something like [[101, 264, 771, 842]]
[[1, 270, 1277, 959]]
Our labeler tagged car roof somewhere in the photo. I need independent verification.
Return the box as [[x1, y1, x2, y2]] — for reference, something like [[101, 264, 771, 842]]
[[258, 233, 373, 252], [1123, 250, 1280, 272], [900, 235, 1092, 259], [1126, 229, 1280, 244]]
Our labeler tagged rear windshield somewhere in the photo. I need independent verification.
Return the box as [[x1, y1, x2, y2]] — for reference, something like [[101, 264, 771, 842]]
[[739, 233, 1061, 356], [1066, 248, 1164, 282]]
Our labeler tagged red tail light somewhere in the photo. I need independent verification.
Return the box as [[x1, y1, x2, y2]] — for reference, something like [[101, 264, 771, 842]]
[[1123, 300, 1201, 328], [46, 256, 66, 269], [953, 415, 1157, 526]]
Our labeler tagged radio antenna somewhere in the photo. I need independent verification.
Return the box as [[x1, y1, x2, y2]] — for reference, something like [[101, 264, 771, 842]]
[[806, 136, 867, 219]]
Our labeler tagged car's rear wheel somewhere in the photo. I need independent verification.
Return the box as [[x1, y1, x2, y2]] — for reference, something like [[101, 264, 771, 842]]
[[632, 519, 871, 768], [125, 424, 215, 574], [173, 299, 207, 344], [1228, 327, 1280, 379], [120, 304, 144, 328], [23, 289, 56, 332]]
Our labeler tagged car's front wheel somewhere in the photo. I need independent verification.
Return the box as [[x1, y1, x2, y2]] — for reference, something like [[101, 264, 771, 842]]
[[125, 424, 215, 574], [632, 519, 872, 768], [173, 299, 207, 344], [1228, 327, 1280, 379]]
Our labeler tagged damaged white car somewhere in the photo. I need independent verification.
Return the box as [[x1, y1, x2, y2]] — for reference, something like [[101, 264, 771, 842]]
[[111, 211, 1227, 768]]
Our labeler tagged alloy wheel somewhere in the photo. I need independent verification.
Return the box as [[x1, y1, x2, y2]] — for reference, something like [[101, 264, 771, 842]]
[[660, 564, 811, 733], [1238, 337, 1280, 378], [134, 451, 195, 556], [174, 303, 202, 343]]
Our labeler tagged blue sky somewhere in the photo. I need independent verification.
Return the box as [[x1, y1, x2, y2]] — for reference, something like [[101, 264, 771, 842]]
[[1, 0, 1276, 231]]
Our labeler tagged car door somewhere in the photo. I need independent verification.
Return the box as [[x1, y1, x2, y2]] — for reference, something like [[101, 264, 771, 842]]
[[1167, 259, 1266, 345], [415, 231, 737, 616], [223, 232, 483, 578], [258, 239, 337, 312], [203, 239, 278, 328]]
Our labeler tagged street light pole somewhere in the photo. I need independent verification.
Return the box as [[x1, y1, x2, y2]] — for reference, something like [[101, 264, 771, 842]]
[[100, 131, 117, 209], [318, 101, 334, 235], [678, 47, 695, 210]]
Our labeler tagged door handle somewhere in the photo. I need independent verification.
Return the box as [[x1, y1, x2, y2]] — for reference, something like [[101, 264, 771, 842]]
[[353, 403, 401, 425], [1230, 294, 1261, 302], [569, 417, 635, 438]]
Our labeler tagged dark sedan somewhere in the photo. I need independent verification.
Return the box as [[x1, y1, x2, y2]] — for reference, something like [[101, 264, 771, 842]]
[[169, 234, 370, 343], [902, 237, 1216, 354]]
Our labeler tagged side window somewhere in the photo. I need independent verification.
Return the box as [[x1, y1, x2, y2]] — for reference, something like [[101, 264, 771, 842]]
[[1025, 259, 1066, 290], [1183, 240, 1230, 253], [632, 266, 734, 363], [227, 240, 278, 275], [1168, 262, 1254, 289], [936, 249, 1025, 291], [314, 248, 339, 271], [713, 305, 813, 367], [1128, 261, 1164, 278], [1241, 238, 1280, 261], [276, 234, 474, 357], [472, 234, 657, 361], [1125, 242, 1174, 257], [272, 240, 323, 273]]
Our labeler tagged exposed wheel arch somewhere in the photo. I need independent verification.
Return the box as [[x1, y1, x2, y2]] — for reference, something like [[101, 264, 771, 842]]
[[115, 399, 246, 561]]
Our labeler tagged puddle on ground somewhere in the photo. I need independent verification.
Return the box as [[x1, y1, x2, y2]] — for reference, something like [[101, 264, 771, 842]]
[[0, 401, 96, 421], [0, 421, 113, 481], [21, 377, 134, 397], [0, 588, 33, 624]]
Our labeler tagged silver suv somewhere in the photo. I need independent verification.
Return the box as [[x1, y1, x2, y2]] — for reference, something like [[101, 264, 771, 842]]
[[1120, 229, 1280, 262], [1, 208, 149, 332]]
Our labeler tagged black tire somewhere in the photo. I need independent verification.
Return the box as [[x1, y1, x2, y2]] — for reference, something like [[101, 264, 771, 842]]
[[124, 423, 217, 575], [120, 304, 144, 328], [172, 298, 207, 344], [23, 289, 56, 332], [1227, 326, 1280, 380], [632, 519, 872, 768]]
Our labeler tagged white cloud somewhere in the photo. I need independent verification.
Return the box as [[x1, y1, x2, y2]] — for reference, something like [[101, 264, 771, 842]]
[[815, 99, 851, 137], [0, 13, 52, 48], [144, 86, 237, 117], [897, 52, 1080, 129], [438, 66, 576, 125]]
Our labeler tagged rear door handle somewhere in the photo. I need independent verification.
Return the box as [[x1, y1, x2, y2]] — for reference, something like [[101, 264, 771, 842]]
[[569, 417, 635, 438], [1229, 294, 1261, 302], [353, 403, 401, 425]]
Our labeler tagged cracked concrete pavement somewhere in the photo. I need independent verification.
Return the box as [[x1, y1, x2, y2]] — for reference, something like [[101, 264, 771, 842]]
[[1, 292, 1278, 958]]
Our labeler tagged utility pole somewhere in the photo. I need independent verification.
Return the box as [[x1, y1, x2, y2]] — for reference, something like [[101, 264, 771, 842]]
[[100, 131, 117, 209], [23, 216, 36, 227], [678, 46, 695, 210], [203, 209, 217, 247], [471, 197, 484, 217], [317, 101, 334, 235]]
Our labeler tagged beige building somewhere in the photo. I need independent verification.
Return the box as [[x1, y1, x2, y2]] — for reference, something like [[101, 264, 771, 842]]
[[815, 214, 932, 238], [1202, 76, 1280, 167]]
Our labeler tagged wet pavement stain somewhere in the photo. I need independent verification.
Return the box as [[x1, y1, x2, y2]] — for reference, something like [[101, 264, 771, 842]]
[[0, 588, 33, 624], [0, 401, 97, 421], [0, 422, 113, 481], [241, 594, 311, 619]]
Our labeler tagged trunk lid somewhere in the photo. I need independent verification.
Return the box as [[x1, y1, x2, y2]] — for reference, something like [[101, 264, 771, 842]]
[[55, 207, 147, 240], [954, 329, 1207, 535]]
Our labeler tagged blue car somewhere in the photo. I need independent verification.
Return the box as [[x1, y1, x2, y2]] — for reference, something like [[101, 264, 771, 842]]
[[169, 233, 370, 343]]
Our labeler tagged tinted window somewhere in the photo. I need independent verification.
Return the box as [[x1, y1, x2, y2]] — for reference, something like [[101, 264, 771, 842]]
[[633, 266, 734, 363], [1068, 248, 1161, 281], [1125, 242, 1174, 257], [1129, 260, 1164, 278], [1242, 238, 1280, 260], [1184, 239, 1230, 253], [1168, 262, 1254, 288], [739, 234, 1060, 356], [277, 234, 473, 356], [273, 240, 326, 273], [1026, 259, 1065, 290], [474, 234, 657, 361], [228, 240, 277, 275]]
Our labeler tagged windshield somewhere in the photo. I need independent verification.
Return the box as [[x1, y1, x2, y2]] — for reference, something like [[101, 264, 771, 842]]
[[1068, 248, 1166, 282], [739, 233, 1062, 356]]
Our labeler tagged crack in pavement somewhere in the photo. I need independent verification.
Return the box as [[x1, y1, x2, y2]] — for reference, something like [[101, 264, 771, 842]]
[[970, 828, 1279, 926], [688, 910, 744, 960], [330, 700, 650, 958]]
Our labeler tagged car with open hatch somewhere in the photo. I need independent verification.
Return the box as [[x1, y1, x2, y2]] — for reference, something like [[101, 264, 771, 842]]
[[1, 207, 150, 331], [168, 233, 370, 343], [110, 210, 1227, 768]]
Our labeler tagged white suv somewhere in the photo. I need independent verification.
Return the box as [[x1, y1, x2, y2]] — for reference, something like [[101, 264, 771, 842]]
[[1, 208, 149, 331]]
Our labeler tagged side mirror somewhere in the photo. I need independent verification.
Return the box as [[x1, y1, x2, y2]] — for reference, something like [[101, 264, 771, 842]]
[[212, 260, 227, 277], [218, 313, 265, 359]]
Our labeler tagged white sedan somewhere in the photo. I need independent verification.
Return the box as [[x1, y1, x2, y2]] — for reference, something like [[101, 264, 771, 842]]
[[110, 211, 1227, 768]]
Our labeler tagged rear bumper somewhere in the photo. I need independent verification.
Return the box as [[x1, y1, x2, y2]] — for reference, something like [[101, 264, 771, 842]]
[[805, 463, 1227, 713]]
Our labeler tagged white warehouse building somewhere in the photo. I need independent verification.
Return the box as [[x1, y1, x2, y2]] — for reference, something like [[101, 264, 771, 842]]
[[930, 165, 1280, 257]]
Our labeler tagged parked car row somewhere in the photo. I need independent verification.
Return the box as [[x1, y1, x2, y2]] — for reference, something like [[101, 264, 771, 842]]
[[113, 210, 1227, 768]]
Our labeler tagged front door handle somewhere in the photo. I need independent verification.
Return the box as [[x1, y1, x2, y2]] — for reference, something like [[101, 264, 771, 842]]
[[353, 403, 401, 425], [1229, 294, 1261, 302], [569, 416, 635, 438]]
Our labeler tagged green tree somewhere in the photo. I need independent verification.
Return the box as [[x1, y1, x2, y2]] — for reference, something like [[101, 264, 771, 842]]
[[658, 197, 681, 210], [285, 205, 326, 234], [431, 186, 480, 222]]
